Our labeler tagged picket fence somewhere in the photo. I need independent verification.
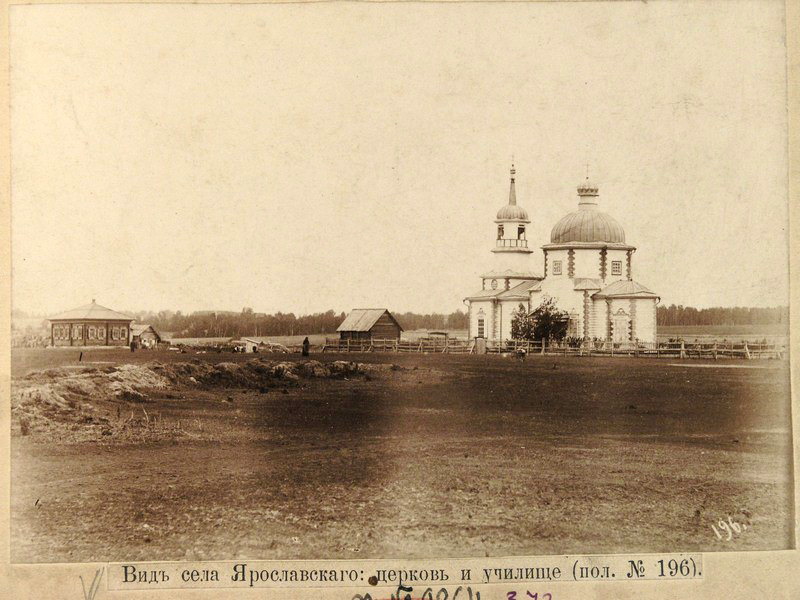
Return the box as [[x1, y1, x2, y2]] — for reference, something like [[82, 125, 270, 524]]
[[320, 337, 786, 359]]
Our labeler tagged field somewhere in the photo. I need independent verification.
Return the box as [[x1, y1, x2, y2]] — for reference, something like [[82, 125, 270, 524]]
[[10, 347, 793, 562], [657, 324, 788, 342]]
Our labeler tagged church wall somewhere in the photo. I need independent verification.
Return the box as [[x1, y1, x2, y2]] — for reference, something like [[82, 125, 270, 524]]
[[546, 249, 569, 279], [499, 299, 528, 341], [633, 299, 657, 343], [491, 250, 536, 274], [574, 249, 601, 279], [610, 298, 634, 341], [469, 300, 494, 339], [590, 299, 608, 339], [539, 278, 583, 315], [606, 249, 631, 282]]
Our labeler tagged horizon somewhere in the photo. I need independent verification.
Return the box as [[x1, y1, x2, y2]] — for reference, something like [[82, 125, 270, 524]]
[[11, 302, 791, 322], [10, 3, 789, 316]]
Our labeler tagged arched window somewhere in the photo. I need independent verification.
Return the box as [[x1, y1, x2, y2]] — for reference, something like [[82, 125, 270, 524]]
[[477, 309, 485, 339], [517, 225, 525, 239], [497, 224, 504, 239]]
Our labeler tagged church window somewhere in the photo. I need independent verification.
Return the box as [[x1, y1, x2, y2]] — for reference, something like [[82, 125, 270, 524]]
[[611, 260, 622, 276], [517, 225, 525, 239], [477, 309, 485, 338], [553, 260, 563, 275], [497, 225, 504, 239]]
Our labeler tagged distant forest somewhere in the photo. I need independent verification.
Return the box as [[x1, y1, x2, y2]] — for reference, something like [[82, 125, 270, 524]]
[[126, 309, 471, 339], [12, 304, 789, 338], [656, 305, 787, 327], [132, 304, 787, 338]]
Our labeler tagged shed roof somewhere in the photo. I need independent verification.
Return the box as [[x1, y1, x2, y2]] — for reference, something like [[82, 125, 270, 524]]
[[49, 300, 134, 322], [131, 323, 155, 334], [336, 309, 403, 332]]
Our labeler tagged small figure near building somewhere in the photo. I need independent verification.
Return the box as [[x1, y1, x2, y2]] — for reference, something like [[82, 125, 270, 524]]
[[302, 337, 310, 356]]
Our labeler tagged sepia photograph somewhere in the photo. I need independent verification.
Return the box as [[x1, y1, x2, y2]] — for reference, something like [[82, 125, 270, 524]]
[[7, 0, 794, 573]]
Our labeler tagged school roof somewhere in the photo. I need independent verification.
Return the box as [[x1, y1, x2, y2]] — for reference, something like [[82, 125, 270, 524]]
[[336, 309, 403, 332], [49, 300, 134, 322]]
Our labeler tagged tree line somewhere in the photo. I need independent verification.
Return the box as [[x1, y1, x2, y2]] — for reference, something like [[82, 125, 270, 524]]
[[124, 308, 470, 339], [656, 305, 787, 327]]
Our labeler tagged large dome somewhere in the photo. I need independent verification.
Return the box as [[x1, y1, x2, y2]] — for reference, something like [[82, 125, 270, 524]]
[[550, 180, 625, 243], [550, 210, 625, 243]]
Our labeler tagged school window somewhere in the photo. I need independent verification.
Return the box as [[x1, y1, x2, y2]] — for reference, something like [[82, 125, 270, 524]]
[[553, 260, 563, 275], [88, 326, 96, 339], [111, 327, 118, 340], [97, 327, 105, 339], [611, 260, 622, 276]]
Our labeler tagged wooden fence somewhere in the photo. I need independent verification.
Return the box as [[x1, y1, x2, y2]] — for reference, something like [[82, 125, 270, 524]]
[[320, 337, 786, 359], [322, 337, 475, 354]]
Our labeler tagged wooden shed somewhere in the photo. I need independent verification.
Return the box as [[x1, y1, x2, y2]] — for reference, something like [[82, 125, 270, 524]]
[[337, 309, 403, 341], [131, 324, 162, 348]]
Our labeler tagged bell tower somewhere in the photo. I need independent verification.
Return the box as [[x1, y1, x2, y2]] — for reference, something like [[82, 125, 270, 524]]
[[491, 164, 534, 272]]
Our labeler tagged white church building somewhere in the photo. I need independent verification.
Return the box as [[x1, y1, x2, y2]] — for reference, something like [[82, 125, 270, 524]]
[[465, 166, 660, 343]]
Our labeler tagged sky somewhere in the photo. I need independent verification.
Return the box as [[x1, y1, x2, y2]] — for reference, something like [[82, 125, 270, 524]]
[[10, 2, 789, 316]]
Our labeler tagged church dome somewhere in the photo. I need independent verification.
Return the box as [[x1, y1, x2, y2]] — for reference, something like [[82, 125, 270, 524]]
[[495, 164, 530, 222], [550, 180, 625, 243], [497, 203, 529, 221]]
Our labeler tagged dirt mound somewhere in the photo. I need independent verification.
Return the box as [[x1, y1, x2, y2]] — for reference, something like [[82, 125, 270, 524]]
[[12, 359, 392, 437], [149, 358, 378, 388], [13, 364, 172, 436]]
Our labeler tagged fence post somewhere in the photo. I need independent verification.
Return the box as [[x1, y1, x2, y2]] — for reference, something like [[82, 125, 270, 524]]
[[713, 342, 718, 360], [744, 341, 750, 360], [680, 340, 686, 359], [541, 339, 546, 354]]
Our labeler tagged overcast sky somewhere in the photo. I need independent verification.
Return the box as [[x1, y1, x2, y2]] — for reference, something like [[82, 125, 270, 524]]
[[10, 2, 789, 316]]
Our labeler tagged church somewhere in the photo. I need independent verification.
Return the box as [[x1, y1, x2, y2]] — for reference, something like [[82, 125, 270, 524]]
[[464, 165, 659, 343]]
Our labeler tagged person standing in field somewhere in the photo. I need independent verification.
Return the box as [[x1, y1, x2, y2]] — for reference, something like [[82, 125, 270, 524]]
[[302, 337, 310, 357]]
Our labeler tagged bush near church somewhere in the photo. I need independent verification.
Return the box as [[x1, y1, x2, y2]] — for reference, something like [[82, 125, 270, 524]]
[[511, 297, 570, 342]]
